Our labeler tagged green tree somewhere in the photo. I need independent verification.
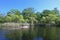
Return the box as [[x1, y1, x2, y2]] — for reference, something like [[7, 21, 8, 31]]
[[42, 10, 51, 16], [36, 12, 41, 23], [0, 14, 4, 23], [5, 9, 25, 23], [40, 8, 60, 24], [22, 8, 37, 23], [7, 9, 21, 16]]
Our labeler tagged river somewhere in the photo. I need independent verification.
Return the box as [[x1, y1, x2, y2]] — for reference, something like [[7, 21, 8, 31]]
[[0, 26, 60, 40]]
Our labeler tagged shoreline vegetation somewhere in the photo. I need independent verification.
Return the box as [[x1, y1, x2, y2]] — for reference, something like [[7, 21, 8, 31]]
[[0, 8, 60, 24], [0, 22, 60, 30]]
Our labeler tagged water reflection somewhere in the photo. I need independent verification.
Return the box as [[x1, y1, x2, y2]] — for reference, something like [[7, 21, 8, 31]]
[[0, 29, 7, 40], [0, 26, 60, 40]]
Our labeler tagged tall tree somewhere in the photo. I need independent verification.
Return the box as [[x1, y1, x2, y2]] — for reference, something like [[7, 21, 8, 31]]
[[22, 8, 37, 23], [0, 14, 4, 23], [35, 12, 41, 23], [5, 9, 25, 23], [42, 10, 51, 16], [7, 9, 21, 16]]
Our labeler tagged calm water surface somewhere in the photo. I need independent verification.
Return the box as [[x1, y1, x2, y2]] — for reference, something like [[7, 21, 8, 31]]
[[0, 29, 7, 40], [0, 26, 60, 40]]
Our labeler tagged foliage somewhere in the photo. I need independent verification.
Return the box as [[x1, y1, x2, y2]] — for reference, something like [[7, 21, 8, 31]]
[[0, 8, 60, 24]]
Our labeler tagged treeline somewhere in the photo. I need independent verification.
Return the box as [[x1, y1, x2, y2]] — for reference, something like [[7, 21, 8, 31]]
[[0, 8, 60, 24]]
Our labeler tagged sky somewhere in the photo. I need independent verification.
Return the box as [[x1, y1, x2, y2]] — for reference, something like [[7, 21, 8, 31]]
[[0, 0, 60, 15]]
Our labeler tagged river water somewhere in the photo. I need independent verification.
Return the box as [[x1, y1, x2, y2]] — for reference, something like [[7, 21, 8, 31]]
[[0, 26, 60, 40], [0, 29, 7, 40]]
